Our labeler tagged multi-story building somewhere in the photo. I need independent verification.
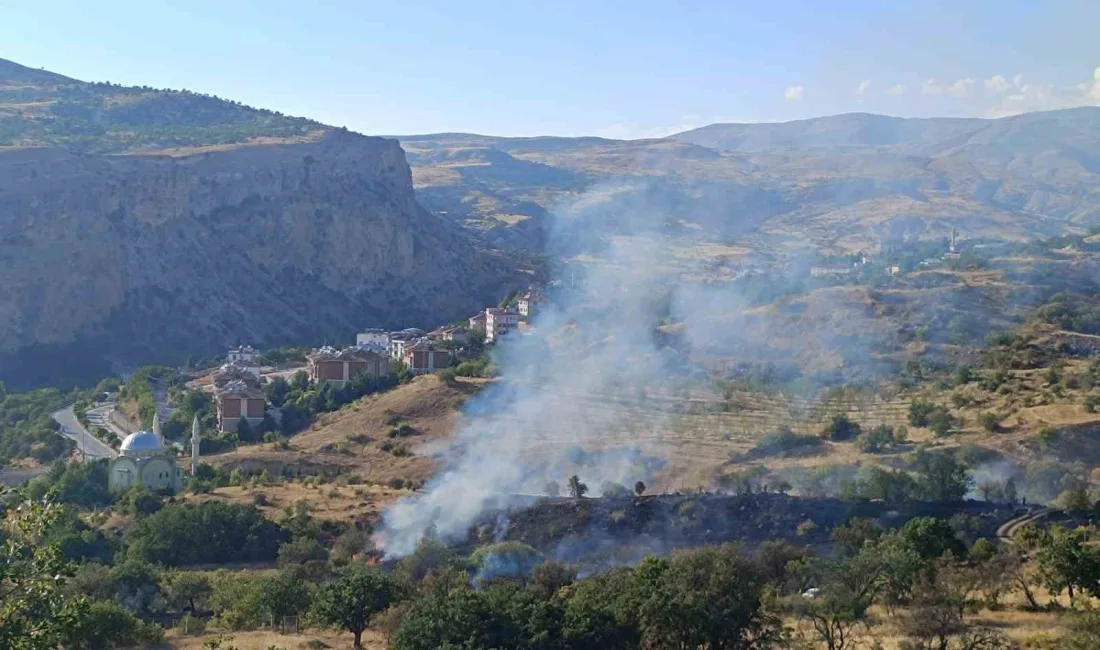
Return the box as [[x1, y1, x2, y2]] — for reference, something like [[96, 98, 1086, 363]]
[[308, 346, 390, 388], [428, 326, 469, 345], [387, 328, 426, 360], [516, 292, 547, 319], [215, 379, 266, 433], [356, 329, 389, 351], [401, 339, 455, 374], [485, 307, 519, 342], [212, 360, 260, 385], [227, 345, 257, 364]]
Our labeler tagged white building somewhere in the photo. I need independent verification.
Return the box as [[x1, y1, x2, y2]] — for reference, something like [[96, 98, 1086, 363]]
[[356, 329, 390, 350], [227, 345, 257, 364], [485, 307, 519, 342]]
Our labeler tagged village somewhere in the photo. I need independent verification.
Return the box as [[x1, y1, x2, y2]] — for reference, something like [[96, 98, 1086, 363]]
[[69, 291, 551, 496]]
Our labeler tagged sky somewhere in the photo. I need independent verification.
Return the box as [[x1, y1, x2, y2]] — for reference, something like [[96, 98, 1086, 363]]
[[4, 0, 1100, 138]]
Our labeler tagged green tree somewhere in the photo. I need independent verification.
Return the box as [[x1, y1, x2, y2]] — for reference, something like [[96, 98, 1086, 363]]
[[568, 475, 588, 499], [60, 600, 156, 650], [165, 572, 212, 613], [126, 501, 289, 566], [822, 413, 862, 441], [1036, 525, 1100, 602], [900, 517, 967, 561], [0, 496, 89, 650], [913, 450, 971, 503], [314, 565, 404, 650], [853, 424, 895, 453], [258, 571, 313, 624], [638, 545, 781, 650]]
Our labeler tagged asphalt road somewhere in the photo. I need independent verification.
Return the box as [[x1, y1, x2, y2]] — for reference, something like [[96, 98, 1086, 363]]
[[51, 405, 118, 460]]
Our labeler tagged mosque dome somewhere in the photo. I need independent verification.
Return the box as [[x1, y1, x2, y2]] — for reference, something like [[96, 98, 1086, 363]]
[[120, 430, 164, 455]]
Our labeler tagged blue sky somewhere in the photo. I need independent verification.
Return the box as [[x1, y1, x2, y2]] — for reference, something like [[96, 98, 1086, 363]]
[[4, 0, 1100, 137]]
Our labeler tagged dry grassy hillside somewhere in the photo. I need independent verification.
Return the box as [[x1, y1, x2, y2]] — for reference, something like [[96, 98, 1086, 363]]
[[210, 375, 486, 484]]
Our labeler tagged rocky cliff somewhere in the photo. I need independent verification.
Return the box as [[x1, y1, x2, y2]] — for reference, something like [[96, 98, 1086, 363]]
[[0, 130, 521, 389]]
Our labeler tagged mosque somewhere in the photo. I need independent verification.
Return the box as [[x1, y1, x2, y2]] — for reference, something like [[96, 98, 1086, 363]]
[[107, 412, 201, 494]]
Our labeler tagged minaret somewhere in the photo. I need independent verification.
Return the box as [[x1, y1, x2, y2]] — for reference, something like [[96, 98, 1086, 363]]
[[190, 414, 201, 475], [152, 411, 162, 443]]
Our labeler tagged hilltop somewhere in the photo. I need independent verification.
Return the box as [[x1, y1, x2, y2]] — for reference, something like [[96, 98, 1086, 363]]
[[0, 57, 322, 153]]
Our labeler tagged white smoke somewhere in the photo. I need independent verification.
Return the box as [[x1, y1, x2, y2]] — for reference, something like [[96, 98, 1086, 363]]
[[375, 179, 875, 557]]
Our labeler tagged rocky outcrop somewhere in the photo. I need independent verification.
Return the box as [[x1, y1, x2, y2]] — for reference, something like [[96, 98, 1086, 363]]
[[0, 130, 521, 388]]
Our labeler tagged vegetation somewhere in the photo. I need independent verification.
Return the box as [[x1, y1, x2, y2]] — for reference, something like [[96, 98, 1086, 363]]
[[126, 501, 290, 566], [0, 386, 68, 464]]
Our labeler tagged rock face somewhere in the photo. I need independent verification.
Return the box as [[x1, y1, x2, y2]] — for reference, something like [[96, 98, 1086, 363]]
[[0, 130, 520, 388]]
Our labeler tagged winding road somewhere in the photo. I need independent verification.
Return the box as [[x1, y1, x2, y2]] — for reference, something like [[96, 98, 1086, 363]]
[[51, 405, 118, 460]]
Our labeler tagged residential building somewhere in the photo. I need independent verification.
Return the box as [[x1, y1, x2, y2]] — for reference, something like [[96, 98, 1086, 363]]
[[468, 312, 487, 333], [387, 328, 426, 360], [308, 346, 390, 387], [429, 326, 469, 345], [356, 329, 389, 350], [401, 338, 455, 374], [516, 292, 547, 319], [215, 379, 266, 433], [227, 345, 257, 364], [485, 307, 519, 342], [212, 360, 260, 386]]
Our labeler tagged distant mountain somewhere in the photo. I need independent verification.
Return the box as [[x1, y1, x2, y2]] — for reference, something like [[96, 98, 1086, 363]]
[[0, 58, 523, 389], [671, 113, 986, 152], [399, 108, 1100, 256]]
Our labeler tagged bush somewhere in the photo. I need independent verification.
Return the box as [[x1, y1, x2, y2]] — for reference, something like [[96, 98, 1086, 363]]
[[908, 400, 936, 427], [126, 502, 290, 566], [746, 426, 821, 457], [821, 414, 861, 441], [978, 411, 1002, 433], [1086, 394, 1100, 413], [854, 424, 896, 453]]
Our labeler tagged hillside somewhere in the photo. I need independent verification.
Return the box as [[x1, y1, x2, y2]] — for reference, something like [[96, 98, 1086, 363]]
[[399, 108, 1100, 257], [0, 58, 523, 390]]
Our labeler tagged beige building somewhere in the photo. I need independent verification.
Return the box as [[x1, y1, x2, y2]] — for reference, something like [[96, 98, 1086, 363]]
[[401, 339, 454, 374], [108, 429, 182, 494], [485, 307, 519, 342], [215, 379, 266, 433], [468, 312, 487, 333], [308, 346, 390, 387]]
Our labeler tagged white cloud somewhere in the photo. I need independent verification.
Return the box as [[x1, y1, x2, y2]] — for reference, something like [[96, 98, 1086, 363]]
[[921, 78, 944, 95], [887, 84, 906, 96], [855, 79, 871, 101], [1013, 73, 1025, 89], [984, 75, 1010, 93], [947, 78, 975, 97], [784, 85, 804, 101]]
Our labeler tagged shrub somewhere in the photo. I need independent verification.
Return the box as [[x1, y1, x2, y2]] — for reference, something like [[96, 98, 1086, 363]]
[[1086, 394, 1100, 413], [126, 502, 289, 566], [821, 413, 862, 441], [854, 424, 895, 453], [748, 426, 821, 457], [978, 411, 1002, 433], [908, 399, 936, 427]]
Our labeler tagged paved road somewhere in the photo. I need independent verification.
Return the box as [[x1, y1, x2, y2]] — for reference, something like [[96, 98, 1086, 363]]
[[51, 405, 118, 460], [87, 403, 131, 441]]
